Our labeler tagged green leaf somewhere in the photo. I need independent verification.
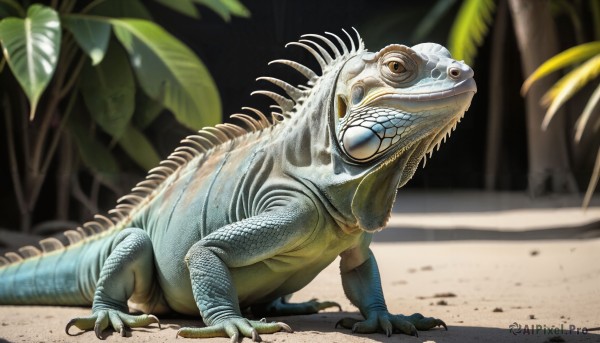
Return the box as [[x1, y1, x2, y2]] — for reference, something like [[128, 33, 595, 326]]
[[218, 0, 250, 18], [68, 113, 119, 175], [193, 0, 230, 20], [522, 41, 600, 94], [542, 55, 600, 129], [62, 15, 111, 65], [0, 4, 61, 120], [448, 0, 495, 65], [583, 147, 600, 209], [111, 18, 221, 130], [193, 0, 250, 21], [154, 0, 199, 18], [575, 82, 600, 142], [79, 42, 135, 140], [134, 90, 164, 129], [118, 125, 160, 171]]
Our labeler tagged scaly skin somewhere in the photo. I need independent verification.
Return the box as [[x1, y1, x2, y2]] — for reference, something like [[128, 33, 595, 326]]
[[0, 30, 475, 341]]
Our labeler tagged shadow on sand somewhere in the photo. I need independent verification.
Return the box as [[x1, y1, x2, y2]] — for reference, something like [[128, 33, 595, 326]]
[[155, 311, 600, 343]]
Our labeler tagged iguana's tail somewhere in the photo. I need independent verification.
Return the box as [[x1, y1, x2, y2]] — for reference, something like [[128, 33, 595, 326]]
[[0, 230, 117, 305]]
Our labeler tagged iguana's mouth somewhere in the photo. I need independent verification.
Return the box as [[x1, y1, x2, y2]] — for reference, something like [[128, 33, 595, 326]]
[[380, 78, 477, 101], [357, 78, 476, 107]]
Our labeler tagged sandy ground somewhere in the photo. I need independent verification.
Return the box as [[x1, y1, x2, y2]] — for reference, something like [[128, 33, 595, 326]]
[[1, 192, 599, 342]]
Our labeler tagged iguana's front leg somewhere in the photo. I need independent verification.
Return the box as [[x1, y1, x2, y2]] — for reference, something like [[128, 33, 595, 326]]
[[177, 201, 315, 341], [337, 237, 446, 337]]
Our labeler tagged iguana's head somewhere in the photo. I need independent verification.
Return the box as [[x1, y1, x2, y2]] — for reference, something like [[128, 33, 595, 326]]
[[260, 31, 475, 233], [334, 43, 475, 166], [330, 42, 476, 232]]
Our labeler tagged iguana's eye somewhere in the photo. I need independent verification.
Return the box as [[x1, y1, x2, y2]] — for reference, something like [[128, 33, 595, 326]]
[[387, 61, 405, 74], [380, 50, 418, 85]]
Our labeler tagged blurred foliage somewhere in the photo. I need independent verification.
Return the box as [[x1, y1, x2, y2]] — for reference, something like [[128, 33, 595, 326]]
[[0, 0, 248, 231], [447, 0, 495, 65], [523, 38, 600, 207], [365, 0, 600, 198], [522, 42, 600, 135]]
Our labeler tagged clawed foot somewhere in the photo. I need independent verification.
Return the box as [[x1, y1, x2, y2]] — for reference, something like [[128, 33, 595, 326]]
[[251, 296, 341, 317], [304, 298, 342, 312], [336, 312, 446, 337], [177, 317, 292, 342], [65, 310, 160, 339]]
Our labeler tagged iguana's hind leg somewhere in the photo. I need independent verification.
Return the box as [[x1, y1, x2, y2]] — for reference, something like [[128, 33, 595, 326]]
[[65, 228, 161, 338], [251, 295, 341, 317]]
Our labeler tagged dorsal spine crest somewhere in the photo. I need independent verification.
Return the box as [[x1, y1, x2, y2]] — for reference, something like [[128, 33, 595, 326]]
[[1, 29, 365, 267]]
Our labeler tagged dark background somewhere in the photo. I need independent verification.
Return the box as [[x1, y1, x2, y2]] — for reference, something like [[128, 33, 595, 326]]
[[143, 0, 528, 190], [3, 0, 571, 231]]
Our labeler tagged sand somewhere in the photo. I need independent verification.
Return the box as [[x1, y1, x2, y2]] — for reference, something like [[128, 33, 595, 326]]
[[1, 192, 599, 342], [1, 239, 599, 343]]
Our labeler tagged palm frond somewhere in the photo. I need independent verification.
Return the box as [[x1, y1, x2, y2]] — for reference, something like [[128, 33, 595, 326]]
[[448, 0, 495, 65], [575, 82, 600, 142], [522, 41, 600, 94], [542, 55, 600, 129], [583, 147, 600, 209]]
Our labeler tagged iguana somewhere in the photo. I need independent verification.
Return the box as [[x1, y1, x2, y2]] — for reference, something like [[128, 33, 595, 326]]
[[0, 29, 476, 341]]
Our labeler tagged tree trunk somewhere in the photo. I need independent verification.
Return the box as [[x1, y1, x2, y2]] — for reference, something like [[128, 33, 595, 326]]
[[485, 0, 508, 190], [507, 0, 578, 195]]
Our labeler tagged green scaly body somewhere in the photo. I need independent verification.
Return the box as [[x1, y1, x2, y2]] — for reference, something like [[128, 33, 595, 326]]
[[0, 29, 476, 341]]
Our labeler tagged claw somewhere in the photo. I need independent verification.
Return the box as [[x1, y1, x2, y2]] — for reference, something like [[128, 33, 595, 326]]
[[65, 319, 77, 336], [94, 323, 104, 340], [411, 327, 418, 337], [323, 301, 342, 312], [335, 317, 359, 330], [277, 322, 293, 333], [379, 317, 393, 337], [230, 333, 238, 343], [252, 329, 262, 342], [440, 320, 448, 330], [148, 314, 161, 329], [259, 318, 267, 323]]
